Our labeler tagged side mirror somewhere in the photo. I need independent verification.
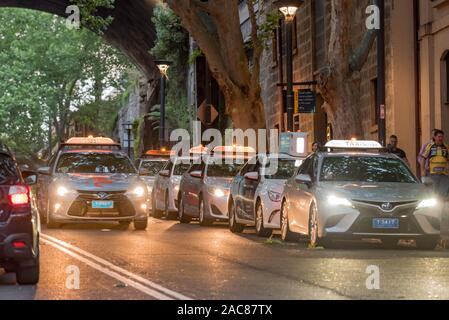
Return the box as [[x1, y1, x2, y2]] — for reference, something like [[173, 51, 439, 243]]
[[139, 168, 151, 176], [295, 174, 312, 187], [22, 170, 38, 185], [38, 167, 52, 176], [244, 171, 259, 181], [190, 170, 202, 179], [159, 169, 170, 177]]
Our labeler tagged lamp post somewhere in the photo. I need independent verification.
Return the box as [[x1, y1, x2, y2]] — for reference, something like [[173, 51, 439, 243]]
[[122, 122, 133, 158], [277, 0, 303, 132], [154, 60, 172, 149], [376, 0, 386, 146]]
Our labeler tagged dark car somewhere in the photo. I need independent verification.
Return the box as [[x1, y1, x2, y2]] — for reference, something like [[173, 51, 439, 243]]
[[0, 142, 40, 284]]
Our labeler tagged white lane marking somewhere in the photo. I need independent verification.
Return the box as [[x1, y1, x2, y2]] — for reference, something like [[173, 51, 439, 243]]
[[41, 234, 191, 300], [41, 238, 172, 300]]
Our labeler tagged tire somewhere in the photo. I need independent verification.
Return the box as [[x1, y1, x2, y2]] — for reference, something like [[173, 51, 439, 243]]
[[281, 200, 297, 242], [118, 221, 131, 230], [416, 237, 439, 250], [134, 219, 148, 231], [199, 198, 212, 226], [16, 251, 40, 285], [255, 201, 272, 237], [151, 194, 163, 218], [178, 197, 191, 224], [308, 203, 331, 247], [229, 201, 244, 233]]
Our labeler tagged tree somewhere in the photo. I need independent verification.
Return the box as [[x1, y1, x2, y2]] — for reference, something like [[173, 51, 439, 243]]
[[317, 0, 377, 138], [164, 0, 268, 130]]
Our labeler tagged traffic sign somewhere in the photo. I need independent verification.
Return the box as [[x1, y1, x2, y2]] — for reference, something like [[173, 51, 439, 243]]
[[294, 89, 316, 113]]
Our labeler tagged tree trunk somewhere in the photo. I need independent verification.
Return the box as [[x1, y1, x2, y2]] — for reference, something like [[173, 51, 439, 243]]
[[227, 90, 266, 131]]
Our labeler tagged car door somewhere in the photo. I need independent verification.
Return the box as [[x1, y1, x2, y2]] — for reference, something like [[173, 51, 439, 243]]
[[183, 162, 204, 215], [155, 160, 172, 208], [233, 160, 252, 218], [37, 153, 57, 214], [289, 156, 315, 233], [240, 159, 261, 221]]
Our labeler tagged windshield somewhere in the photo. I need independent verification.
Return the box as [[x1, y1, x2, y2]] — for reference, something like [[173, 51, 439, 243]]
[[320, 156, 418, 183], [140, 160, 166, 176], [56, 153, 136, 174], [174, 162, 192, 176], [263, 159, 298, 180], [207, 162, 242, 178], [0, 154, 19, 185]]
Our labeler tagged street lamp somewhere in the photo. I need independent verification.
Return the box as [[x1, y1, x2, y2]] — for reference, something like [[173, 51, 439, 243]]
[[277, 0, 303, 132], [154, 59, 172, 149], [122, 122, 133, 158]]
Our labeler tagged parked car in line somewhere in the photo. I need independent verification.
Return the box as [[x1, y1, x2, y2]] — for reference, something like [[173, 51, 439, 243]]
[[177, 146, 255, 225], [0, 142, 40, 284], [280, 140, 441, 250], [137, 149, 172, 213], [37, 137, 149, 230], [229, 153, 304, 236]]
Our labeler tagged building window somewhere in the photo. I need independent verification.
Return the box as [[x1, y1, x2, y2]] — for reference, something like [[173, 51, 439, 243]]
[[313, 0, 326, 71]]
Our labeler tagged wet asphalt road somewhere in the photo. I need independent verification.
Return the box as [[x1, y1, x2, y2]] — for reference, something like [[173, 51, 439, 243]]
[[1, 217, 449, 300]]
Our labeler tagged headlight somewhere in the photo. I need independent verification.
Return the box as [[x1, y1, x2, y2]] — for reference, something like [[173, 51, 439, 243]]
[[417, 198, 437, 209], [130, 186, 145, 197], [207, 186, 229, 198], [174, 185, 180, 192], [268, 190, 282, 202], [327, 195, 352, 207], [57, 186, 70, 197]]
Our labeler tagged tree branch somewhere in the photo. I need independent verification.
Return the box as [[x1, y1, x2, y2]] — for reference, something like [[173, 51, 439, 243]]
[[247, 0, 263, 92]]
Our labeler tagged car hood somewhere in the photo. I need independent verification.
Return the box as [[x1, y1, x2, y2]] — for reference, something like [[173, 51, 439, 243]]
[[318, 181, 429, 202], [204, 177, 233, 189], [54, 173, 140, 192], [263, 179, 287, 193]]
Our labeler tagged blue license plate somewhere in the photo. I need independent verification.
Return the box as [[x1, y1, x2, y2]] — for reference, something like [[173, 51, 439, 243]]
[[373, 218, 399, 229], [92, 200, 114, 209]]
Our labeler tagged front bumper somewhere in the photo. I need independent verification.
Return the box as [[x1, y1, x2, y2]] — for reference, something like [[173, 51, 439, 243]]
[[204, 193, 230, 220], [49, 190, 148, 222], [319, 200, 441, 239]]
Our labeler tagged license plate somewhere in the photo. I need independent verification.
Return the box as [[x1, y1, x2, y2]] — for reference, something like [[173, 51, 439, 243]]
[[373, 218, 399, 229], [92, 200, 114, 209]]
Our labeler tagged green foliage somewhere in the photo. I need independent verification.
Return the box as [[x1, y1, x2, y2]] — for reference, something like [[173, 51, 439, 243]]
[[151, 4, 190, 131], [69, 0, 115, 33], [188, 47, 203, 65], [132, 116, 144, 159], [0, 8, 131, 158]]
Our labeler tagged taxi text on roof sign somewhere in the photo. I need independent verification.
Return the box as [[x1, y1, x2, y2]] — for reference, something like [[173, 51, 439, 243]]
[[212, 145, 256, 154], [65, 137, 117, 145], [325, 140, 383, 149]]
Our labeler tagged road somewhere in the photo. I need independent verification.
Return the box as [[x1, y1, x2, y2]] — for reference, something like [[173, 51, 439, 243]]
[[1, 218, 449, 300]]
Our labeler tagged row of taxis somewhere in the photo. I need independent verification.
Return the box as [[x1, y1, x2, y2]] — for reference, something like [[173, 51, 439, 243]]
[[147, 139, 443, 250]]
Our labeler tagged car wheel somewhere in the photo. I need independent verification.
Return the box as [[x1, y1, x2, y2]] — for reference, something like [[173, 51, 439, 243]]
[[16, 250, 40, 285], [199, 199, 212, 226], [416, 237, 439, 250], [229, 201, 244, 233], [163, 192, 172, 220], [151, 194, 163, 218], [178, 197, 191, 224], [134, 219, 148, 231], [255, 201, 272, 237], [281, 200, 297, 242]]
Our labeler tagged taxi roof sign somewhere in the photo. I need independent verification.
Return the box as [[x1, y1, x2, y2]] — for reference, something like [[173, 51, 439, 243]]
[[144, 149, 172, 157], [212, 145, 256, 154], [325, 140, 383, 149], [65, 137, 118, 146], [190, 145, 209, 155]]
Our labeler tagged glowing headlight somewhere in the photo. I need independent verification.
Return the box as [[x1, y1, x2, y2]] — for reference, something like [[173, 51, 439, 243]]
[[214, 189, 225, 198], [268, 190, 282, 202], [417, 198, 437, 209], [131, 186, 145, 197], [174, 185, 180, 192], [327, 195, 352, 207], [57, 186, 70, 197]]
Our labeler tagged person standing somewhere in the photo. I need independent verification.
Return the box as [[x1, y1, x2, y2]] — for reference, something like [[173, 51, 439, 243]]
[[420, 130, 449, 198], [387, 135, 409, 166], [418, 129, 437, 178]]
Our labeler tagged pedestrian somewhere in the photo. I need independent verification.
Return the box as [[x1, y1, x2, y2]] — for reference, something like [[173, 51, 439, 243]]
[[418, 129, 438, 179], [420, 129, 449, 198], [311, 142, 321, 154], [387, 135, 409, 166]]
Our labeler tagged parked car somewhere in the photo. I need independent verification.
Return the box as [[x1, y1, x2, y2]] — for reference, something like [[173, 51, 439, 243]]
[[37, 137, 149, 230], [229, 153, 303, 236], [0, 142, 40, 284], [280, 140, 441, 249], [178, 146, 254, 225]]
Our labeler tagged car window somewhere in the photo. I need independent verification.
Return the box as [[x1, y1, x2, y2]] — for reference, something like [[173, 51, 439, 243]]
[[140, 160, 166, 176], [263, 158, 298, 180], [56, 152, 136, 174], [174, 161, 192, 176], [320, 156, 418, 183], [189, 162, 204, 173], [298, 157, 313, 176], [0, 154, 19, 185], [206, 162, 242, 178]]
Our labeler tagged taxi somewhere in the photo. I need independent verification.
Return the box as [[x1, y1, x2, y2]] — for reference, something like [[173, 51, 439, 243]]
[[178, 145, 255, 225], [37, 136, 149, 230], [280, 140, 441, 249], [137, 148, 172, 212]]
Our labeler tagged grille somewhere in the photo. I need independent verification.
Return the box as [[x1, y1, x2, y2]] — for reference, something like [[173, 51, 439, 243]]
[[68, 191, 135, 218]]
